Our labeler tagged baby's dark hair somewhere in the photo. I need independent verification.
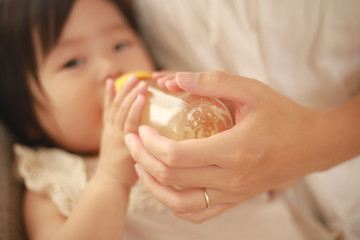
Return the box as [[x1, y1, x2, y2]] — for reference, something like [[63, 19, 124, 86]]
[[0, 0, 135, 148]]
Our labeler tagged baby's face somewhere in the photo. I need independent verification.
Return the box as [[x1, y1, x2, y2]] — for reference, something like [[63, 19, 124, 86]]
[[30, 0, 154, 154]]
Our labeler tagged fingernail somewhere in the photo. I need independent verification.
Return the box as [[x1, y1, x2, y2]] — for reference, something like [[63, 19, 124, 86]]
[[176, 72, 199, 85], [134, 164, 144, 177]]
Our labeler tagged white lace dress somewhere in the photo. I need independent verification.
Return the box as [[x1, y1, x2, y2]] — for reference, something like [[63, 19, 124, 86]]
[[15, 144, 337, 240]]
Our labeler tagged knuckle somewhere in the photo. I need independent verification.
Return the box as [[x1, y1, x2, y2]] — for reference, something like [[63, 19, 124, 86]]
[[162, 144, 181, 167], [155, 165, 175, 185], [229, 148, 244, 164], [228, 175, 247, 191], [223, 182, 236, 192], [207, 70, 225, 89]]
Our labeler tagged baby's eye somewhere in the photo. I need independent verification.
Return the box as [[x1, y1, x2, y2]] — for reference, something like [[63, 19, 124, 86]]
[[63, 58, 83, 68], [114, 42, 130, 51]]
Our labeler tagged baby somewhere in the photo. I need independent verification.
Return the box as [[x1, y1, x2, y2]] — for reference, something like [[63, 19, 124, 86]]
[[1, 0, 154, 239]]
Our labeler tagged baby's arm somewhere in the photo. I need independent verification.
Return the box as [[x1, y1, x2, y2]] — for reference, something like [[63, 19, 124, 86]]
[[24, 76, 147, 240], [24, 176, 130, 240]]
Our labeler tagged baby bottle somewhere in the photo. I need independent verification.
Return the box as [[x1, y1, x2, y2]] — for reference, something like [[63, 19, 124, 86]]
[[115, 71, 233, 141]]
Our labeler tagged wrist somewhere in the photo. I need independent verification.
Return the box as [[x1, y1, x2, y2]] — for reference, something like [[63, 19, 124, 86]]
[[92, 167, 135, 192], [314, 96, 360, 171], [96, 152, 139, 188]]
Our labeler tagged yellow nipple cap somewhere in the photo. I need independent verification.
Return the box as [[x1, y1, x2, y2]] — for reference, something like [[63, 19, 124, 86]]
[[114, 71, 152, 92]]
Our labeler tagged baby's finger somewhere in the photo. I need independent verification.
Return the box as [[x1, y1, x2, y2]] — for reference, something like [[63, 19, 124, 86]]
[[116, 82, 147, 129], [109, 75, 138, 123], [103, 79, 116, 121], [124, 94, 146, 134]]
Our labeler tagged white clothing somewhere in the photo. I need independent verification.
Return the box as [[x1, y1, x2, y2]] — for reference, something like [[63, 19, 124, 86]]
[[134, 0, 360, 239], [15, 144, 337, 240]]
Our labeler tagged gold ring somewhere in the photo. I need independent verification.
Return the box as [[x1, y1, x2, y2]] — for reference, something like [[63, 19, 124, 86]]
[[200, 187, 210, 210]]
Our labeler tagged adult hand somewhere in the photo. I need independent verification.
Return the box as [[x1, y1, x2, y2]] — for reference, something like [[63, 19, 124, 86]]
[[125, 71, 356, 223]]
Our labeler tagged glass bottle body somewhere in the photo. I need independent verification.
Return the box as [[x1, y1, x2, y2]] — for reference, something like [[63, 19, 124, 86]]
[[115, 72, 233, 141], [140, 82, 233, 141]]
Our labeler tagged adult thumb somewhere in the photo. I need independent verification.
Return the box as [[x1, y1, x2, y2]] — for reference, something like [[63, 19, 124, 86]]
[[175, 71, 253, 101]]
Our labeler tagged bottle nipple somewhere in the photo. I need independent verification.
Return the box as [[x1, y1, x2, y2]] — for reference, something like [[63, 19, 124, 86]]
[[115, 71, 153, 92]]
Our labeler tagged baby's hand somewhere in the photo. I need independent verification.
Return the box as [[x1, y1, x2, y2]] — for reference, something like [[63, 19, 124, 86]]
[[153, 71, 183, 92], [96, 75, 147, 188]]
